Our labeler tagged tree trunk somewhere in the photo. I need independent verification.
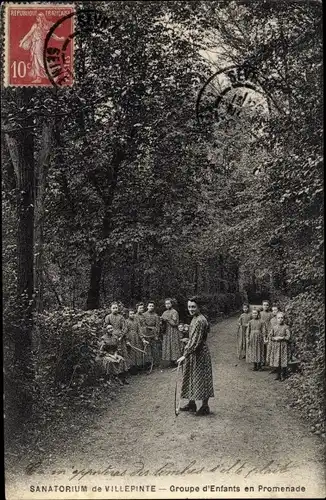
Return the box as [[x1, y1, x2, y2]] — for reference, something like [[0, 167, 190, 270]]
[[86, 259, 103, 310], [6, 88, 35, 421], [34, 118, 54, 313], [85, 145, 125, 309]]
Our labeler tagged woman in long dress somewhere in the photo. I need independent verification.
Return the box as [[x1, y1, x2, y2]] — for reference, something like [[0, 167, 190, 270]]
[[177, 297, 214, 416], [19, 13, 64, 83], [161, 298, 182, 366]]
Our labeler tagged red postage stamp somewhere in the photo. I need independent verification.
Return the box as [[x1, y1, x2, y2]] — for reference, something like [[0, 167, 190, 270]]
[[4, 3, 75, 87]]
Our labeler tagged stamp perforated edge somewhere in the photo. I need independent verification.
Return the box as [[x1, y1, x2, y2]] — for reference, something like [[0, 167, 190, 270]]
[[2, 2, 75, 88]]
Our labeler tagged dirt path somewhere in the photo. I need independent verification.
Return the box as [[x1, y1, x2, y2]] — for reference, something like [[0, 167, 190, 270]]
[[7, 314, 325, 498]]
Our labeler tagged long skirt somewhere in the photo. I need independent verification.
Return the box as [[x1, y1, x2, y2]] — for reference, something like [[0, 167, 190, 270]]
[[162, 326, 182, 361], [269, 340, 289, 368], [237, 325, 247, 359], [96, 353, 128, 376], [246, 331, 264, 363], [142, 341, 153, 365], [181, 344, 214, 400], [266, 338, 272, 365], [118, 338, 131, 370], [150, 338, 162, 366], [126, 332, 144, 368]]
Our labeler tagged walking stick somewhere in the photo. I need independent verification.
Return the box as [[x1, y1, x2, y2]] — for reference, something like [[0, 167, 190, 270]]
[[237, 324, 241, 359], [142, 336, 154, 374], [127, 343, 146, 354], [142, 344, 146, 370], [174, 362, 183, 416], [279, 338, 282, 379], [148, 355, 154, 374]]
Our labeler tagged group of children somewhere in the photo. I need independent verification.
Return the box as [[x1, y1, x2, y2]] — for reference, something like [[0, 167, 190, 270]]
[[96, 299, 189, 385], [97, 298, 293, 386], [237, 300, 292, 381]]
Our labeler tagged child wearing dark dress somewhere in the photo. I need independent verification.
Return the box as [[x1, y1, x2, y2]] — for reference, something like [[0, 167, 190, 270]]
[[97, 324, 129, 385], [135, 302, 152, 370], [266, 305, 279, 372], [178, 324, 190, 354], [260, 300, 272, 365], [124, 308, 144, 374], [161, 298, 182, 367], [143, 301, 161, 369], [237, 303, 251, 359], [269, 312, 291, 381], [246, 308, 267, 371]]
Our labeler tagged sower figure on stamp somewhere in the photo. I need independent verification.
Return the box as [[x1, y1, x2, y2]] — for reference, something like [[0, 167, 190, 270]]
[[177, 297, 214, 416], [19, 13, 64, 83], [269, 312, 291, 381], [161, 298, 182, 368], [143, 301, 161, 370]]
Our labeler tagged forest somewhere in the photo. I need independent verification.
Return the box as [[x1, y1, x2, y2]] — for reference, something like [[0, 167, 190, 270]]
[[2, 0, 324, 450]]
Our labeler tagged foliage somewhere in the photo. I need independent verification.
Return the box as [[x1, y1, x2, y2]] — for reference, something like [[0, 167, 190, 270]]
[[281, 293, 325, 435], [2, 0, 323, 439], [192, 292, 244, 321], [34, 308, 106, 389], [193, 0, 324, 431]]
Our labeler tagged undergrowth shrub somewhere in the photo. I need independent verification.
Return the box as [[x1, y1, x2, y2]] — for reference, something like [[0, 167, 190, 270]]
[[277, 292, 325, 435], [22, 307, 116, 429], [3, 298, 34, 440], [198, 292, 244, 320], [34, 308, 107, 391]]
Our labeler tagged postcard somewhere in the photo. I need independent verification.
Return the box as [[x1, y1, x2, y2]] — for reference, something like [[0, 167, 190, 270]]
[[2, 1, 324, 499]]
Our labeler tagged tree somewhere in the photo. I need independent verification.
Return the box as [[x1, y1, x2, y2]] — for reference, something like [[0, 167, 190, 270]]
[[3, 87, 35, 419]]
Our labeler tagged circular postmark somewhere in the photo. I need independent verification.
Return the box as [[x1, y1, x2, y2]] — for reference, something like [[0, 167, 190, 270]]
[[196, 65, 271, 140], [43, 9, 119, 87]]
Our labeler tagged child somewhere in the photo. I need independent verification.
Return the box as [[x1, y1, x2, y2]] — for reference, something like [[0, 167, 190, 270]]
[[104, 302, 131, 378], [260, 300, 272, 324], [237, 303, 251, 359], [124, 308, 144, 374], [182, 323, 190, 336], [246, 308, 267, 371], [161, 298, 182, 367], [266, 305, 279, 371], [178, 324, 190, 354], [97, 325, 129, 385], [118, 301, 129, 320], [260, 300, 272, 365], [269, 312, 291, 381], [143, 301, 161, 370], [135, 302, 152, 369]]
